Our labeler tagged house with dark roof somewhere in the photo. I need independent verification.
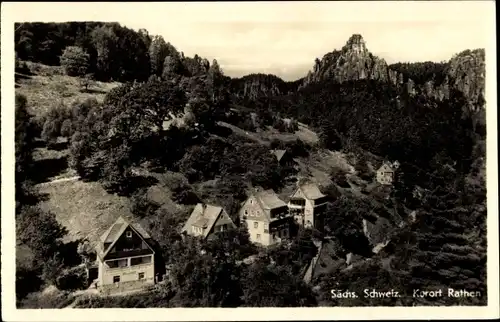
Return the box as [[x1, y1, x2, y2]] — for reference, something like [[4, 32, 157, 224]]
[[95, 216, 156, 295], [239, 189, 293, 246], [288, 182, 328, 231], [181, 203, 236, 239]]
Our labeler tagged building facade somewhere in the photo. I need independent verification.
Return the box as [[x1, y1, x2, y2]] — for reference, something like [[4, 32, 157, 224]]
[[239, 189, 293, 247], [96, 216, 156, 295], [181, 203, 236, 240], [376, 162, 395, 185], [288, 182, 328, 231]]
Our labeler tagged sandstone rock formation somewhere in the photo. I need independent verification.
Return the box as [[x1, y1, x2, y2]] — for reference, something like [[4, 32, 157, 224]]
[[299, 34, 485, 111]]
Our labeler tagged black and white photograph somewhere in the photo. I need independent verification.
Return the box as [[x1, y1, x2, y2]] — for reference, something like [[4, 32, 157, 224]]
[[1, 1, 498, 320]]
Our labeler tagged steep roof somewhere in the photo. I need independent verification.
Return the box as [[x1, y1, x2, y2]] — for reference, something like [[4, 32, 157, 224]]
[[300, 183, 326, 200], [97, 216, 152, 259], [99, 216, 151, 244], [181, 203, 227, 239], [254, 189, 287, 210], [290, 182, 326, 201], [246, 189, 289, 222], [270, 149, 287, 162], [377, 161, 394, 172]]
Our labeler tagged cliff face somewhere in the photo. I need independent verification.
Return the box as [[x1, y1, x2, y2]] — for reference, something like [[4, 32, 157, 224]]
[[238, 74, 282, 100], [402, 49, 485, 110], [299, 34, 485, 111], [230, 73, 301, 100], [302, 34, 393, 87], [447, 49, 486, 110]]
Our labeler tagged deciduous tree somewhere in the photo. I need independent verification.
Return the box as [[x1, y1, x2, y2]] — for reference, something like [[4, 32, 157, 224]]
[[60, 46, 89, 77]]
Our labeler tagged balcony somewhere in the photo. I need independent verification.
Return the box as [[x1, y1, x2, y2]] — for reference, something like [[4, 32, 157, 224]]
[[105, 262, 153, 273], [288, 203, 305, 210], [288, 199, 306, 209]]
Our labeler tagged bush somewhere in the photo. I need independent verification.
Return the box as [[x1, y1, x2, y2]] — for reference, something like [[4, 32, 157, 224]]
[[15, 60, 31, 75], [56, 266, 87, 291], [156, 172, 200, 205], [60, 46, 89, 77], [238, 117, 257, 132], [130, 189, 160, 218], [19, 290, 75, 309], [79, 73, 95, 92], [322, 183, 342, 200], [41, 119, 60, 146], [41, 104, 72, 145], [60, 119, 74, 138], [173, 189, 200, 205], [331, 168, 350, 188], [270, 139, 281, 150], [286, 139, 310, 157]]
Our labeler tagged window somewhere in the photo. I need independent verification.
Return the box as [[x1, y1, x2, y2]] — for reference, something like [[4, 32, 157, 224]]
[[138, 272, 145, 280], [290, 199, 305, 207], [273, 234, 276, 240], [126, 231, 132, 238], [131, 255, 152, 266], [256, 234, 261, 240], [244, 210, 248, 215], [107, 259, 128, 268], [254, 222, 258, 229], [113, 276, 120, 283]]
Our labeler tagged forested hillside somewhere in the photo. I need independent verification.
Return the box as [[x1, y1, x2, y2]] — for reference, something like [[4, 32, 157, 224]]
[[14, 22, 487, 308], [235, 34, 487, 306]]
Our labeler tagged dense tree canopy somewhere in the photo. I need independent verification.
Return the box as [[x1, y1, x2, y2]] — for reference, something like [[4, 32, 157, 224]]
[[389, 61, 449, 86]]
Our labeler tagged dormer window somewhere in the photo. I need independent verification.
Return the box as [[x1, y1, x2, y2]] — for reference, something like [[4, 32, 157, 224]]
[[126, 231, 132, 238]]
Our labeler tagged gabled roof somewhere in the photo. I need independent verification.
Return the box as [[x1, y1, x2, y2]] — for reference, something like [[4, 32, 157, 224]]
[[302, 183, 325, 200], [377, 161, 394, 172], [254, 189, 287, 210], [290, 182, 326, 201], [246, 189, 289, 222], [99, 216, 151, 244], [270, 149, 287, 162], [181, 203, 227, 239], [97, 216, 153, 259]]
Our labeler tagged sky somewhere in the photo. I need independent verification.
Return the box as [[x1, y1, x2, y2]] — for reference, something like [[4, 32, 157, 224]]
[[5, 1, 495, 80]]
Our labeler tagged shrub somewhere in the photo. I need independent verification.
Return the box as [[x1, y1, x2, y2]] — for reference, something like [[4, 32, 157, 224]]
[[41, 119, 60, 146], [60, 46, 89, 77], [286, 139, 310, 157], [19, 290, 75, 309], [322, 183, 342, 200], [60, 119, 74, 138], [156, 172, 200, 205], [56, 266, 87, 291], [130, 189, 160, 218], [79, 73, 95, 92], [15, 59, 31, 75], [331, 168, 350, 188]]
